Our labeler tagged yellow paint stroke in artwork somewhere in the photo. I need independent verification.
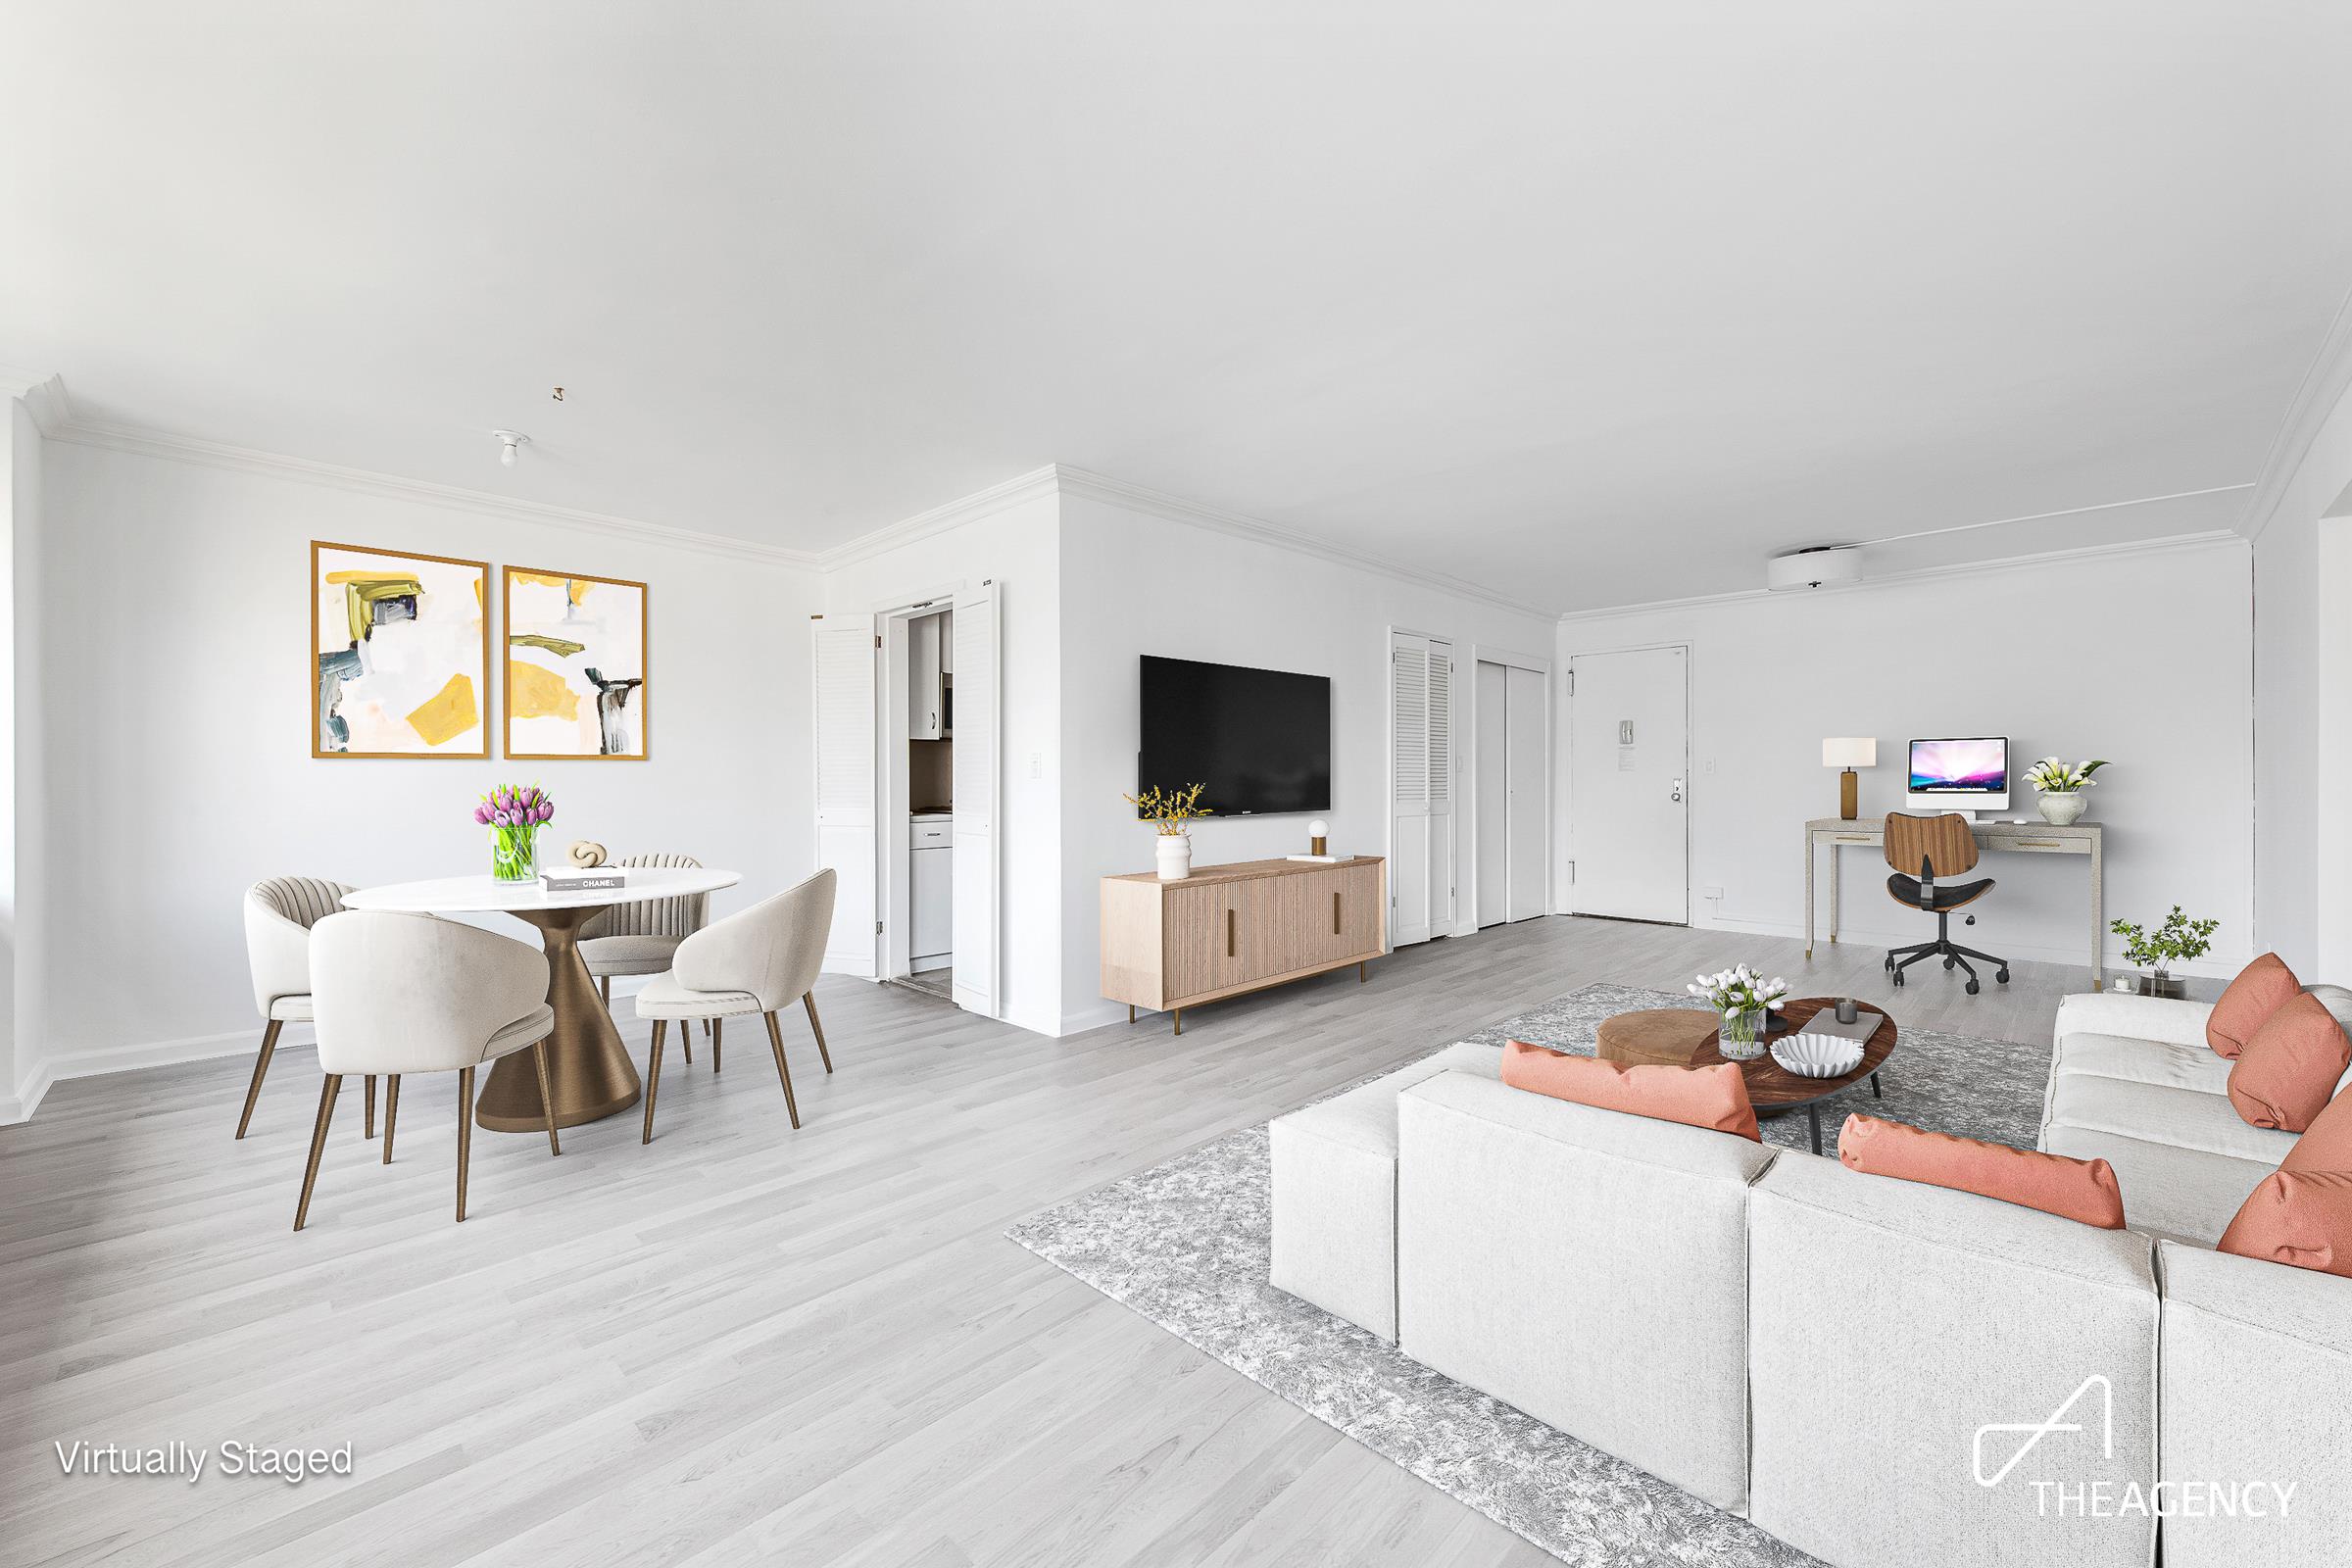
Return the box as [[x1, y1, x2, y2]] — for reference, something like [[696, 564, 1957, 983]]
[[508, 660, 581, 721], [514, 569, 592, 605], [511, 633, 585, 657], [406, 672, 479, 747], [326, 576, 423, 644]]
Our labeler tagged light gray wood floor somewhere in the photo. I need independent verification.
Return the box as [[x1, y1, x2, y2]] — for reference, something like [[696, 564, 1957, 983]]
[[0, 917, 2092, 1566]]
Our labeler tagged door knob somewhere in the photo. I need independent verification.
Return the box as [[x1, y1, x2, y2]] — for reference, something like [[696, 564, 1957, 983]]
[[1670, 777, 1684, 803]]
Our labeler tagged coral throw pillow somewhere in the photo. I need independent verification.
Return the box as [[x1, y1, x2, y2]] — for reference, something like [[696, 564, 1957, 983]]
[[2226, 993, 2352, 1133], [2285, 1083, 2352, 1172], [1501, 1041, 1760, 1142], [2208, 953, 2302, 1060], [2218, 1170, 2352, 1278], [1837, 1113, 2126, 1229]]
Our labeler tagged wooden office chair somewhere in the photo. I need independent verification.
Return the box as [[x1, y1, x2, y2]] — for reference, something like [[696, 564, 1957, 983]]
[[1882, 812, 2010, 995]]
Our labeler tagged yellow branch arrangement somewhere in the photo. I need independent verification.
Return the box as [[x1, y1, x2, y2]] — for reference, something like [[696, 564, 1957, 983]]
[[1124, 782, 1213, 836]]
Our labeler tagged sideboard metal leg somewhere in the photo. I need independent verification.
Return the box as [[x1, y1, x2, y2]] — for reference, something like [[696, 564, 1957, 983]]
[[1173, 1008, 1183, 1037]]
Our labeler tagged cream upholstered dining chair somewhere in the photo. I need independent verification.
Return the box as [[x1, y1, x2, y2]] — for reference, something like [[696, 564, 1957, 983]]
[[580, 852, 713, 1060], [636, 868, 836, 1144], [294, 911, 562, 1230], [240, 875, 381, 1141]]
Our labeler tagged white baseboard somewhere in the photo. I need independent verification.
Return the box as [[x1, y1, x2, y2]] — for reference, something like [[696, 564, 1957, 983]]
[[1059, 1000, 1133, 1036], [1, 1060, 56, 1125]]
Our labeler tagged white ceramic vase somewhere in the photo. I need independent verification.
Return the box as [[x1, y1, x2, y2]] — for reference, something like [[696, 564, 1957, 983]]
[[1155, 833, 1193, 880], [2037, 792, 2087, 826]]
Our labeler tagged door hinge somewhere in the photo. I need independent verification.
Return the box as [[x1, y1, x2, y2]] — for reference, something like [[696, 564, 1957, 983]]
[[1566, 860, 1576, 884], [1566, 669, 1575, 696], [874, 634, 882, 649], [875, 920, 883, 934]]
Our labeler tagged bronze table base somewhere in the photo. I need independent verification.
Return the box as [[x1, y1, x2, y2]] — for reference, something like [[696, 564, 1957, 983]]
[[475, 905, 641, 1132]]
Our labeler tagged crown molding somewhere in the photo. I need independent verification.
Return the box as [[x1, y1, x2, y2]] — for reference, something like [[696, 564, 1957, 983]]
[[42, 415, 827, 567], [812, 465, 1062, 572], [1558, 527, 2247, 624], [0, 366, 70, 435], [2239, 274, 2352, 543], [1049, 465, 1560, 620]]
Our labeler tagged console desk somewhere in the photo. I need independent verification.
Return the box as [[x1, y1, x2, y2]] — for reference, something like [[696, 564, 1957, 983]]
[[1804, 817, 2106, 985]]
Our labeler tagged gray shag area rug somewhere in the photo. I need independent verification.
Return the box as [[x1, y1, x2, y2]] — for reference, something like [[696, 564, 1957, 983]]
[[1005, 982, 2049, 1566]]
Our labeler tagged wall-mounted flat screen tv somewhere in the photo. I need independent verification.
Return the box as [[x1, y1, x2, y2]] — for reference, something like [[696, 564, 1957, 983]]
[[1139, 655, 1331, 816]]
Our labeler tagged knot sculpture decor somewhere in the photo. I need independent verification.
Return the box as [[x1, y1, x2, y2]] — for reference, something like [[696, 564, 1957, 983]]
[[566, 840, 608, 869]]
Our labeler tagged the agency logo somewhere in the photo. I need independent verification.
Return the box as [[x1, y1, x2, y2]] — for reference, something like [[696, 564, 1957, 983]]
[[1973, 1376, 2296, 1521]]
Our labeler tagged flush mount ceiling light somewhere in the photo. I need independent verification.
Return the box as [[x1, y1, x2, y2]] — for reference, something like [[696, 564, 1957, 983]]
[[491, 429, 530, 468]]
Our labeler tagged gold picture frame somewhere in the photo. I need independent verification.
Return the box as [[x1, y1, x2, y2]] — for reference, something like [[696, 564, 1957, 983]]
[[501, 565, 651, 760], [311, 540, 492, 759]]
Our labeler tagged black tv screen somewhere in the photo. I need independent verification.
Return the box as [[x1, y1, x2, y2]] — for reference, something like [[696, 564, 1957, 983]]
[[1139, 656, 1331, 817]]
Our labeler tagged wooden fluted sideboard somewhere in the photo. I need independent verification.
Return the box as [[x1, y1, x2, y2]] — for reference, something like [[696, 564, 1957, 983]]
[[1102, 857, 1387, 1034]]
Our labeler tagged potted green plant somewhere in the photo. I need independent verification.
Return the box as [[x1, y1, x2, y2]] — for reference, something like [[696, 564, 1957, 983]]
[[2021, 757, 2108, 825], [2109, 906, 2218, 1000]]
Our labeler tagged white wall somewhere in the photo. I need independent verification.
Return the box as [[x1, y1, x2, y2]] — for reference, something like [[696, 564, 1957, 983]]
[[1056, 486, 1558, 1033], [2, 400, 45, 1118], [816, 488, 1064, 1037], [31, 440, 820, 1093], [1557, 538, 2256, 977], [2313, 513, 2352, 976]]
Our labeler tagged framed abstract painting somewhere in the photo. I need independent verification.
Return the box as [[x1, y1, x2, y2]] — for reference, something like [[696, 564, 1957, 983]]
[[502, 566, 650, 760], [311, 541, 492, 758]]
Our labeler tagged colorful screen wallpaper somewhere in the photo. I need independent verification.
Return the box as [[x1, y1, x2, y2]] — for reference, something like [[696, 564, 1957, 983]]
[[1908, 737, 2006, 791]]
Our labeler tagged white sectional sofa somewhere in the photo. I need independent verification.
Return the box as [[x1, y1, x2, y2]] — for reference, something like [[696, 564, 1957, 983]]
[[1268, 991, 2352, 1568]]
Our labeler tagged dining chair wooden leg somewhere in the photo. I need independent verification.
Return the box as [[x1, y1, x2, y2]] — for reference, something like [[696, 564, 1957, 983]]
[[802, 993, 833, 1074], [381, 1075, 401, 1164], [599, 974, 612, 1006], [711, 1017, 722, 1074], [762, 1011, 802, 1130], [456, 1066, 475, 1223], [236, 1019, 283, 1139], [293, 1074, 341, 1231], [365, 1074, 380, 1140], [682, 1025, 693, 1066], [531, 1040, 562, 1156], [641, 1019, 667, 1144]]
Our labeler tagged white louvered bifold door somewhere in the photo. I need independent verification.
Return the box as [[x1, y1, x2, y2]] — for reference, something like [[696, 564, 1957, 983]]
[[812, 614, 879, 976], [1425, 640, 1456, 936], [950, 583, 999, 1019], [1390, 632, 1432, 946]]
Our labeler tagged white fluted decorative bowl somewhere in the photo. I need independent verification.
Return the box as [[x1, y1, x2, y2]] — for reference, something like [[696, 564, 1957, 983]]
[[1769, 1032, 1865, 1079]]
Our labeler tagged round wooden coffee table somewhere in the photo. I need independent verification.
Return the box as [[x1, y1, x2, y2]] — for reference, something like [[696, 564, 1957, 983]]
[[1595, 998, 1896, 1154]]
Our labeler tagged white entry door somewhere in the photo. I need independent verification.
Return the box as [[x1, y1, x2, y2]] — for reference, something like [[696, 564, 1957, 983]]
[[1567, 646, 1689, 923]]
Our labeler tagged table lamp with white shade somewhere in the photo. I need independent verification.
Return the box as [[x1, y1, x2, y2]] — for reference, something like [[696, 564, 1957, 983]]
[[1822, 738, 1877, 821]]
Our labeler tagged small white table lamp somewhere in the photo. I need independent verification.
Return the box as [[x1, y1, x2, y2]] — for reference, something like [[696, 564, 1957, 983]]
[[1307, 818, 1330, 857], [1822, 738, 1877, 821]]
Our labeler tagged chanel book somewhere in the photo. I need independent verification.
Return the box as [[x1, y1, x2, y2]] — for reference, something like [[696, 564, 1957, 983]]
[[542, 868, 628, 892]]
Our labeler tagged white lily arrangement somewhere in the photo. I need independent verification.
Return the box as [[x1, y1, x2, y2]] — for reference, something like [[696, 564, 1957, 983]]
[[1689, 964, 1788, 1016], [2023, 757, 2108, 794]]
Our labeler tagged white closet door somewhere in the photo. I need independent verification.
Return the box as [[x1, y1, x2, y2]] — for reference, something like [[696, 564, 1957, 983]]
[[1475, 662, 1508, 929], [1390, 633, 1432, 947], [1390, 631, 1454, 947], [1506, 662, 1547, 921], [950, 583, 999, 1019], [1426, 642, 1455, 936], [813, 614, 878, 976]]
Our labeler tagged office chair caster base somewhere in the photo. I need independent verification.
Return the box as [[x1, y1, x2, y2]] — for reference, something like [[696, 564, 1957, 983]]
[[1942, 956, 1955, 970], [1965, 979, 1981, 996], [1891, 971, 1905, 986], [1995, 967, 2010, 984]]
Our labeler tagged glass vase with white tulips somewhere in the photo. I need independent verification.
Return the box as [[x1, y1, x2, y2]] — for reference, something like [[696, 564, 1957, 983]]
[[1689, 964, 1789, 1061]]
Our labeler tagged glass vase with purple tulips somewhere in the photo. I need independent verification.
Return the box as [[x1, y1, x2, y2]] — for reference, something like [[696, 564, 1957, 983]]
[[476, 784, 555, 882]]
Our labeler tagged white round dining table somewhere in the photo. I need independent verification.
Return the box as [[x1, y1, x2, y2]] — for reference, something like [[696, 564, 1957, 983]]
[[343, 867, 740, 1133]]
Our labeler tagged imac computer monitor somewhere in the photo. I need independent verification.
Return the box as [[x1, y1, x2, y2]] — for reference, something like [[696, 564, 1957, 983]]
[[1906, 736, 2009, 814]]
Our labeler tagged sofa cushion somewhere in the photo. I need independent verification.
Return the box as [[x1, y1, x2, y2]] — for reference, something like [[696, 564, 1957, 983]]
[[2051, 1030, 2233, 1097], [2159, 1241, 2352, 1568], [2048, 1072, 2299, 1166], [2209, 952, 2302, 1059], [1501, 1040, 1759, 1141], [2227, 993, 2352, 1133], [1839, 1113, 2124, 1229], [2218, 1169, 2352, 1278], [1268, 1041, 1503, 1342]]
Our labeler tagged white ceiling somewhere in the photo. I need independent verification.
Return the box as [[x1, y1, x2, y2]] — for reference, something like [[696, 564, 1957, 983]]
[[9, 2, 2351, 610]]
